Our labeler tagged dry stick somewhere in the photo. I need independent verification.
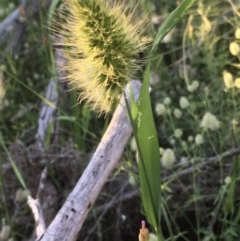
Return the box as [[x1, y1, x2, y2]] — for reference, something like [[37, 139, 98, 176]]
[[28, 49, 65, 239], [36, 48, 65, 148], [39, 80, 141, 241], [35, 78, 58, 149], [163, 147, 240, 182], [0, 0, 51, 53]]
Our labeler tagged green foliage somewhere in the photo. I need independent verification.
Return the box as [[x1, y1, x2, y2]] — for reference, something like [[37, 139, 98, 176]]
[[0, 134, 27, 190], [128, 1, 196, 239], [1, 0, 240, 240]]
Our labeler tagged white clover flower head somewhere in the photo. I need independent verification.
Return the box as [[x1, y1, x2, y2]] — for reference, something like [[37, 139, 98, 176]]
[[173, 108, 182, 119], [33, 73, 40, 80], [170, 139, 175, 146], [130, 137, 137, 151], [187, 80, 199, 92], [222, 70, 234, 89], [15, 189, 29, 203], [155, 103, 166, 116], [188, 136, 193, 142], [164, 97, 171, 105], [161, 148, 175, 168], [229, 41, 240, 56], [200, 112, 220, 131], [224, 176, 231, 185], [235, 28, 240, 39], [195, 134, 204, 145], [234, 78, 240, 88], [174, 128, 183, 138], [192, 80, 199, 89], [179, 96, 190, 109]]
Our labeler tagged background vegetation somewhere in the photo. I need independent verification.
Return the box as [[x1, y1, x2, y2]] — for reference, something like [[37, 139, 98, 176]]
[[0, 0, 240, 240]]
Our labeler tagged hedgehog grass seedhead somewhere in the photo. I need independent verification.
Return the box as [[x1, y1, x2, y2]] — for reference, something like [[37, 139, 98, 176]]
[[57, 0, 151, 114]]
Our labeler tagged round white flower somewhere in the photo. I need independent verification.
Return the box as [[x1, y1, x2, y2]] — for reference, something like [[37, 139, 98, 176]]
[[187, 80, 199, 92], [229, 41, 240, 56], [179, 96, 190, 109], [188, 136, 193, 142], [174, 129, 183, 138], [224, 176, 231, 185], [173, 108, 182, 119], [33, 73, 40, 80], [235, 28, 240, 39], [200, 112, 220, 131], [169, 139, 175, 146], [164, 97, 171, 105], [130, 137, 137, 151], [222, 70, 234, 89], [234, 78, 240, 88], [155, 103, 166, 116], [195, 134, 204, 145], [161, 148, 175, 168], [15, 189, 29, 203]]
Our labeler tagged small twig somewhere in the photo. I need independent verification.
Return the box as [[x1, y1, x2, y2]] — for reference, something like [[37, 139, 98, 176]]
[[35, 78, 58, 149], [27, 196, 46, 240], [27, 167, 48, 240], [35, 48, 65, 149], [36, 167, 48, 198]]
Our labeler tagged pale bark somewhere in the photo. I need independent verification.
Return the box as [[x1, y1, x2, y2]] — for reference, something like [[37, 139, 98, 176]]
[[38, 80, 141, 241], [0, 0, 51, 54]]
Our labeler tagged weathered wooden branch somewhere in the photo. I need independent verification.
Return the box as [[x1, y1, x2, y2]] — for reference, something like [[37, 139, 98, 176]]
[[35, 48, 65, 149], [0, 0, 51, 54], [28, 195, 46, 239], [38, 80, 141, 241]]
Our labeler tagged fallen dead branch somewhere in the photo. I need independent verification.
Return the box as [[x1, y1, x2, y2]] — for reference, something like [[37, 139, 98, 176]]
[[38, 80, 141, 241], [0, 0, 51, 54]]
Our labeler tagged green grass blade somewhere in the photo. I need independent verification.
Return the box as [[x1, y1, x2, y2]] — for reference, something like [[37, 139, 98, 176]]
[[136, 63, 161, 231], [0, 134, 27, 190], [151, 0, 196, 55], [130, 0, 196, 237]]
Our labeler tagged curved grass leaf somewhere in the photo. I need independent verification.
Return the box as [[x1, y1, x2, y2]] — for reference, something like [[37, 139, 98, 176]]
[[151, 0, 196, 56], [129, 0, 196, 238], [0, 134, 27, 190]]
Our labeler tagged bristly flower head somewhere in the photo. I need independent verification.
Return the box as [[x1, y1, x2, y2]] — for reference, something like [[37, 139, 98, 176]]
[[56, 0, 151, 113]]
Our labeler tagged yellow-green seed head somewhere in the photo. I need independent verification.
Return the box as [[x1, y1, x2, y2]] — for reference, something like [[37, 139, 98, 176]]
[[56, 0, 151, 113]]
